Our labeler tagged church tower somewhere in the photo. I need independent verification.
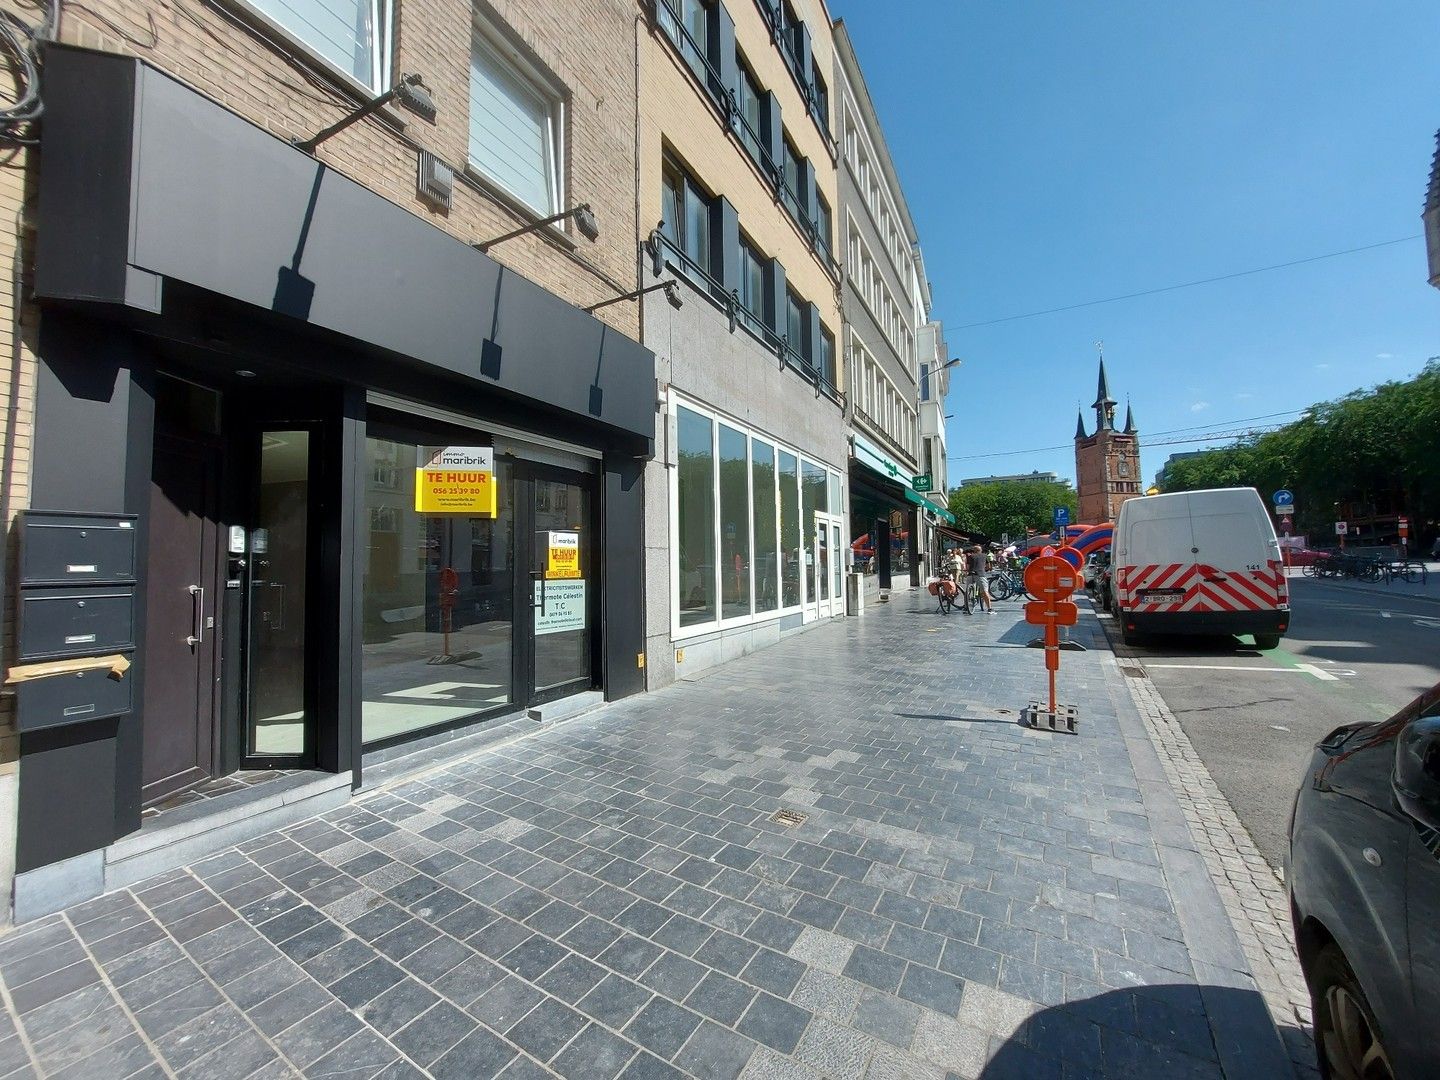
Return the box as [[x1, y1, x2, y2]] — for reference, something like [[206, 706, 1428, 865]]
[[1074, 355, 1142, 523]]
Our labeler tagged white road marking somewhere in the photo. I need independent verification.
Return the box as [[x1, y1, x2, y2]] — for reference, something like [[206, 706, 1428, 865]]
[[1270, 725, 1290, 731], [1415, 618, 1440, 630], [1145, 662, 1346, 682]]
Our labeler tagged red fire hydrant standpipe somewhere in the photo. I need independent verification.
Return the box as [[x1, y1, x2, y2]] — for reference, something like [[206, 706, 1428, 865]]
[[1021, 554, 1080, 734]]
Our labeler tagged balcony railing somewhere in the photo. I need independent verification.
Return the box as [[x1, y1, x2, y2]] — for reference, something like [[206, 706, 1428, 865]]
[[649, 229, 843, 406], [652, 0, 838, 284]]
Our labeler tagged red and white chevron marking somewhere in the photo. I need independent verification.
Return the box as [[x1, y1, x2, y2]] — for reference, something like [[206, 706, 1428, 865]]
[[1118, 561, 1288, 614]]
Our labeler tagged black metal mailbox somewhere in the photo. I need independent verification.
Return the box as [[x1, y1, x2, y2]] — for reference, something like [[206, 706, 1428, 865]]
[[14, 666, 132, 732], [19, 510, 137, 585], [18, 587, 136, 661]]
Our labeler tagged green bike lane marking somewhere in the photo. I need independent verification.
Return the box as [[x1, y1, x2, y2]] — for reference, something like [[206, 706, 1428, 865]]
[[1271, 635, 1398, 719]]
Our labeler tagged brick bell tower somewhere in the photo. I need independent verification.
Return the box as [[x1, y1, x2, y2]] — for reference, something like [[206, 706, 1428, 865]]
[[1074, 353, 1141, 523]]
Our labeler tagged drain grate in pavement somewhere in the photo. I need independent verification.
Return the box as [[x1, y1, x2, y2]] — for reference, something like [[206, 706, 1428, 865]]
[[1120, 665, 1148, 678], [771, 808, 809, 828]]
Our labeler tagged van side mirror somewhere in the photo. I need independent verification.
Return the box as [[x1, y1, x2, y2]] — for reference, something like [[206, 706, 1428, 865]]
[[1394, 715, 1440, 831]]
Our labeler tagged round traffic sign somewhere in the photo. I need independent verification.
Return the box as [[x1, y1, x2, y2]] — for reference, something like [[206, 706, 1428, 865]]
[[1023, 554, 1078, 600], [1273, 489, 1294, 507]]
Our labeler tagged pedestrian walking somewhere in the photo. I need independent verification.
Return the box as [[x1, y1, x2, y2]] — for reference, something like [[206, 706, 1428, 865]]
[[966, 545, 993, 614], [949, 547, 971, 614]]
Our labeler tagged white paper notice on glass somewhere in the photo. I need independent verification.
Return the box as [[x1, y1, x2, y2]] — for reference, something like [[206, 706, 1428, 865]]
[[534, 580, 586, 635]]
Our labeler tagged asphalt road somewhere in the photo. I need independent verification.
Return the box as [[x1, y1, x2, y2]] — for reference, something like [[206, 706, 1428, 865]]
[[1102, 576, 1440, 870]]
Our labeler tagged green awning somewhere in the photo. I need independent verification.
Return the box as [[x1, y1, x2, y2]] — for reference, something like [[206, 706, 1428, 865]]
[[904, 487, 956, 525]]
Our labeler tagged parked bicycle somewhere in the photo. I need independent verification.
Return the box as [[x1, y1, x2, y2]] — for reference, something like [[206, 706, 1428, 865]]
[[986, 567, 1028, 601]]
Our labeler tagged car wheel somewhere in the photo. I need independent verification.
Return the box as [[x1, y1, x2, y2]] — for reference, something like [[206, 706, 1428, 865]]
[[1312, 942, 1394, 1080], [1254, 634, 1281, 650]]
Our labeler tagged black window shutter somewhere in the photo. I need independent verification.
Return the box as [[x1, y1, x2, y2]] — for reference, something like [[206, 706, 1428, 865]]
[[762, 91, 783, 174], [713, 5, 738, 106], [764, 258, 787, 335], [804, 302, 821, 366], [715, 196, 740, 296]]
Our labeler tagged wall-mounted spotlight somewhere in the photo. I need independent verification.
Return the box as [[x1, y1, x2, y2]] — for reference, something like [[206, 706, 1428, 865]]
[[583, 280, 682, 314], [474, 204, 599, 252], [294, 73, 436, 154]]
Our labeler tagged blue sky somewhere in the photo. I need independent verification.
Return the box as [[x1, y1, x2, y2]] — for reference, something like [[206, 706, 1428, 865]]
[[832, 1, 1440, 488]]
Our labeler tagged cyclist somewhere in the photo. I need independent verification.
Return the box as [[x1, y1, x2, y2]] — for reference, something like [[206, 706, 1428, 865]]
[[966, 546, 993, 614]]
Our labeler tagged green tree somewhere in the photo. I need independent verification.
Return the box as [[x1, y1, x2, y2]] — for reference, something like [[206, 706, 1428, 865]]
[[947, 480, 1078, 541], [1160, 359, 1440, 544]]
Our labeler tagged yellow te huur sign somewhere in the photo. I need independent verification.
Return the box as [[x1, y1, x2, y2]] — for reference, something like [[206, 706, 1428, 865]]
[[546, 531, 581, 579], [414, 447, 497, 516]]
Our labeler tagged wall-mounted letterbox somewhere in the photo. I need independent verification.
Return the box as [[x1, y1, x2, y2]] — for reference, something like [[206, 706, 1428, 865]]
[[19, 511, 137, 586], [18, 588, 135, 661], [14, 666, 132, 733]]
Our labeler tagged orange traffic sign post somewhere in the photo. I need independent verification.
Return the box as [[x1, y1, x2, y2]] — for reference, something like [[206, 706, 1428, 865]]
[[1021, 555, 1080, 734]]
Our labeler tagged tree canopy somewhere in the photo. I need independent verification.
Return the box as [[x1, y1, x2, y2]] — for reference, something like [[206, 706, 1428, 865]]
[[947, 480, 1078, 542], [1161, 359, 1440, 541]]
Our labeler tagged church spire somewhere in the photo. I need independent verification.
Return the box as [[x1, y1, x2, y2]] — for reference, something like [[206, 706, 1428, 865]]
[[1122, 401, 1137, 435], [1092, 349, 1117, 430], [1075, 410, 1088, 440]]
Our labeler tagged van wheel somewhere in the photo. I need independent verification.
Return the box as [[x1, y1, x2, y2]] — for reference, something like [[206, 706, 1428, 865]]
[[1254, 634, 1281, 650], [1312, 942, 1394, 1080]]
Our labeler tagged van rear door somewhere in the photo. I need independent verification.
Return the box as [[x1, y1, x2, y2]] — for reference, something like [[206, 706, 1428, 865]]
[[1187, 495, 1287, 614], [1118, 498, 1194, 612]]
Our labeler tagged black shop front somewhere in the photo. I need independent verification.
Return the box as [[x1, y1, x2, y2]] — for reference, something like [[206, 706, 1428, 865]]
[[10, 47, 654, 918]]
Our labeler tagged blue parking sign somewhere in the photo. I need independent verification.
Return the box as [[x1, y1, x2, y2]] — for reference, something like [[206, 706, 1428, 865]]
[[1053, 506, 1070, 527]]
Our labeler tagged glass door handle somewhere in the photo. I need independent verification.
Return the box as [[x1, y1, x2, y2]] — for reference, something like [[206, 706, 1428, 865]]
[[186, 584, 205, 646], [530, 570, 546, 615]]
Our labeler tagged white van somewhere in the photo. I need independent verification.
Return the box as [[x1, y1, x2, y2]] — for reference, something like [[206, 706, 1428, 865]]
[[1110, 488, 1289, 648]]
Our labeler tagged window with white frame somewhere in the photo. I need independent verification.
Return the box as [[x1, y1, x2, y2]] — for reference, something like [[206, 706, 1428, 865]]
[[468, 26, 562, 215], [248, 0, 392, 90], [672, 397, 837, 634]]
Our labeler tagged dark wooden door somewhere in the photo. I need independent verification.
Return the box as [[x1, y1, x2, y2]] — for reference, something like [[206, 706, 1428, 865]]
[[141, 436, 221, 805]]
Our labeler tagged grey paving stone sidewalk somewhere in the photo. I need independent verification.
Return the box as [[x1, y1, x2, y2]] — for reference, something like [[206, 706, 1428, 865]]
[[0, 596, 1296, 1079]]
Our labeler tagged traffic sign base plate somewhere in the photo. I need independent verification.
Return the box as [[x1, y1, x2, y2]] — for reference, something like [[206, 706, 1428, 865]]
[[1022, 701, 1079, 734]]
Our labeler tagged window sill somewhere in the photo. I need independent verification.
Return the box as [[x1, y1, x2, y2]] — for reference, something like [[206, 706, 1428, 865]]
[[460, 166, 577, 252], [212, 0, 411, 137]]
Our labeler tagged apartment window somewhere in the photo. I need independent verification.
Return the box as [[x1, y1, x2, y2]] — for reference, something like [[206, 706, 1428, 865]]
[[737, 58, 763, 143], [819, 327, 836, 386], [249, 0, 392, 90], [920, 362, 931, 402], [738, 237, 765, 319], [782, 137, 802, 204], [661, 158, 713, 272], [815, 192, 832, 254], [811, 62, 829, 132], [659, 0, 712, 72], [469, 28, 561, 214], [785, 289, 805, 359]]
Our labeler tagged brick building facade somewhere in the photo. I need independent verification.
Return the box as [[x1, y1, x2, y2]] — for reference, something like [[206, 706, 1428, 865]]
[[1074, 359, 1141, 524]]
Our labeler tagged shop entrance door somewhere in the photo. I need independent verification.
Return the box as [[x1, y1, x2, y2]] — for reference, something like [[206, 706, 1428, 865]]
[[516, 462, 595, 707], [141, 433, 223, 804], [239, 428, 315, 765], [813, 513, 843, 618]]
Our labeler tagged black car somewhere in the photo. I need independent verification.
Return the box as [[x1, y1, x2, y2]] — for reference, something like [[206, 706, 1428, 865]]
[[1287, 680, 1440, 1079]]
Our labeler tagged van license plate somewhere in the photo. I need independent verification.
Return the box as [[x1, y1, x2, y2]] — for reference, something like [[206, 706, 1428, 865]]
[[1140, 589, 1185, 603]]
